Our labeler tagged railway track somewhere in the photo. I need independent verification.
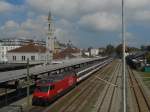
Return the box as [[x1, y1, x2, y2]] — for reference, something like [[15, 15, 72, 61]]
[[102, 63, 121, 112], [43, 60, 117, 112], [76, 61, 120, 112], [92, 61, 121, 112], [73, 62, 117, 112], [127, 66, 150, 112], [28, 106, 44, 112]]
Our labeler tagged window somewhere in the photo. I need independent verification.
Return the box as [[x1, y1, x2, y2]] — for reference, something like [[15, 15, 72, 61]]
[[50, 85, 55, 90], [36, 86, 49, 92], [31, 56, 35, 61], [2, 52, 4, 58], [13, 56, 16, 61], [22, 56, 25, 61]]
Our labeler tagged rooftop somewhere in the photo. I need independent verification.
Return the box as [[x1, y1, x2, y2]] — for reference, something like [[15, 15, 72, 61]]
[[8, 43, 47, 53], [53, 47, 80, 59]]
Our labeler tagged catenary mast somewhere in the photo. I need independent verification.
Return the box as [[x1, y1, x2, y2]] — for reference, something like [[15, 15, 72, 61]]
[[122, 0, 126, 112]]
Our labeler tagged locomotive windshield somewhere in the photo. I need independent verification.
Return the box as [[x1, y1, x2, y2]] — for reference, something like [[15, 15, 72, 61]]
[[36, 86, 49, 92]]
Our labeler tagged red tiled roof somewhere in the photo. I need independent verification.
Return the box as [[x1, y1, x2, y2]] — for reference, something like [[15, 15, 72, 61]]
[[8, 43, 47, 53], [62, 48, 80, 54], [53, 47, 80, 59], [53, 52, 75, 59]]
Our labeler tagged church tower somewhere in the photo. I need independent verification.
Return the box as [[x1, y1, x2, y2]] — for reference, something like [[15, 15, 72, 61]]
[[46, 11, 55, 63]]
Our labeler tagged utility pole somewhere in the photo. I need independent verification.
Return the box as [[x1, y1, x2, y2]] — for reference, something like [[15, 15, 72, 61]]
[[27, 58, 30, 109], [122, 0, 126, 112]]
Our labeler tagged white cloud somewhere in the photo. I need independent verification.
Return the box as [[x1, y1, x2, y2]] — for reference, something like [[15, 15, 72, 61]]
[[119, 32, 134, 40], [133, 10, 150, 22], [78, 12, 121, 32], [126, 0, 150, 9], [0, 20, 29, 38], [21, 19, 44, 30], [118, 32, 139, 46], [1, 20, 19, 30], [26, 0, 79, 18], [78, 0, 121, 13], [26, 0, 121, 19], [56, 19, 75, 30], [0, 15, 48, 39], [25, 0, 150, 33], [26, 0, 150, 16], [19, 15, 48, 39], [0, 1, 15, 13], [55, 28, 71, 42]]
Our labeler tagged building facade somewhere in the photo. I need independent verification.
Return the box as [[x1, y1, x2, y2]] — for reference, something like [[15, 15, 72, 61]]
[[90, 48, 99, 56], [0, 39, 21, 63], [7, 43, 47, 64], [0, 39, 46, 63]]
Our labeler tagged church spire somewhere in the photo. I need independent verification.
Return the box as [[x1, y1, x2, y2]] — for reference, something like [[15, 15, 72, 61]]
[[48, 11, 53, 33], [46, 11, 55, 63], [48, 11, 52, 21]]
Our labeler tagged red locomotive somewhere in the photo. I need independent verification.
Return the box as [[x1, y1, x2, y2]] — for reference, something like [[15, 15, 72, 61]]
[[32, 72, 77, 106]]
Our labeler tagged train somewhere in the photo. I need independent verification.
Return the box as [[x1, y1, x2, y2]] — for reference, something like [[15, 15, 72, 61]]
[[32, 58, 112, 106], [126, 52, 147, 69], [126, 55, 143, 69], [32, 72, 77, 106]]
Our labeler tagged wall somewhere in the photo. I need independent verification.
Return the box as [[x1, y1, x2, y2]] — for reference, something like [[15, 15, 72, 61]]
[[7, 52, 47, 64], [0, 45, 20, 63]]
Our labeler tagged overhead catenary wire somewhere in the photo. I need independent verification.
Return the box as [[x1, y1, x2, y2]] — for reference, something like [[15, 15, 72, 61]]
[[95, 76, 121, 88]]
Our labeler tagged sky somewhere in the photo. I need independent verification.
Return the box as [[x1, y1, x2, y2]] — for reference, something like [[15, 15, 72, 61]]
[[0, 0, 150, 48]]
